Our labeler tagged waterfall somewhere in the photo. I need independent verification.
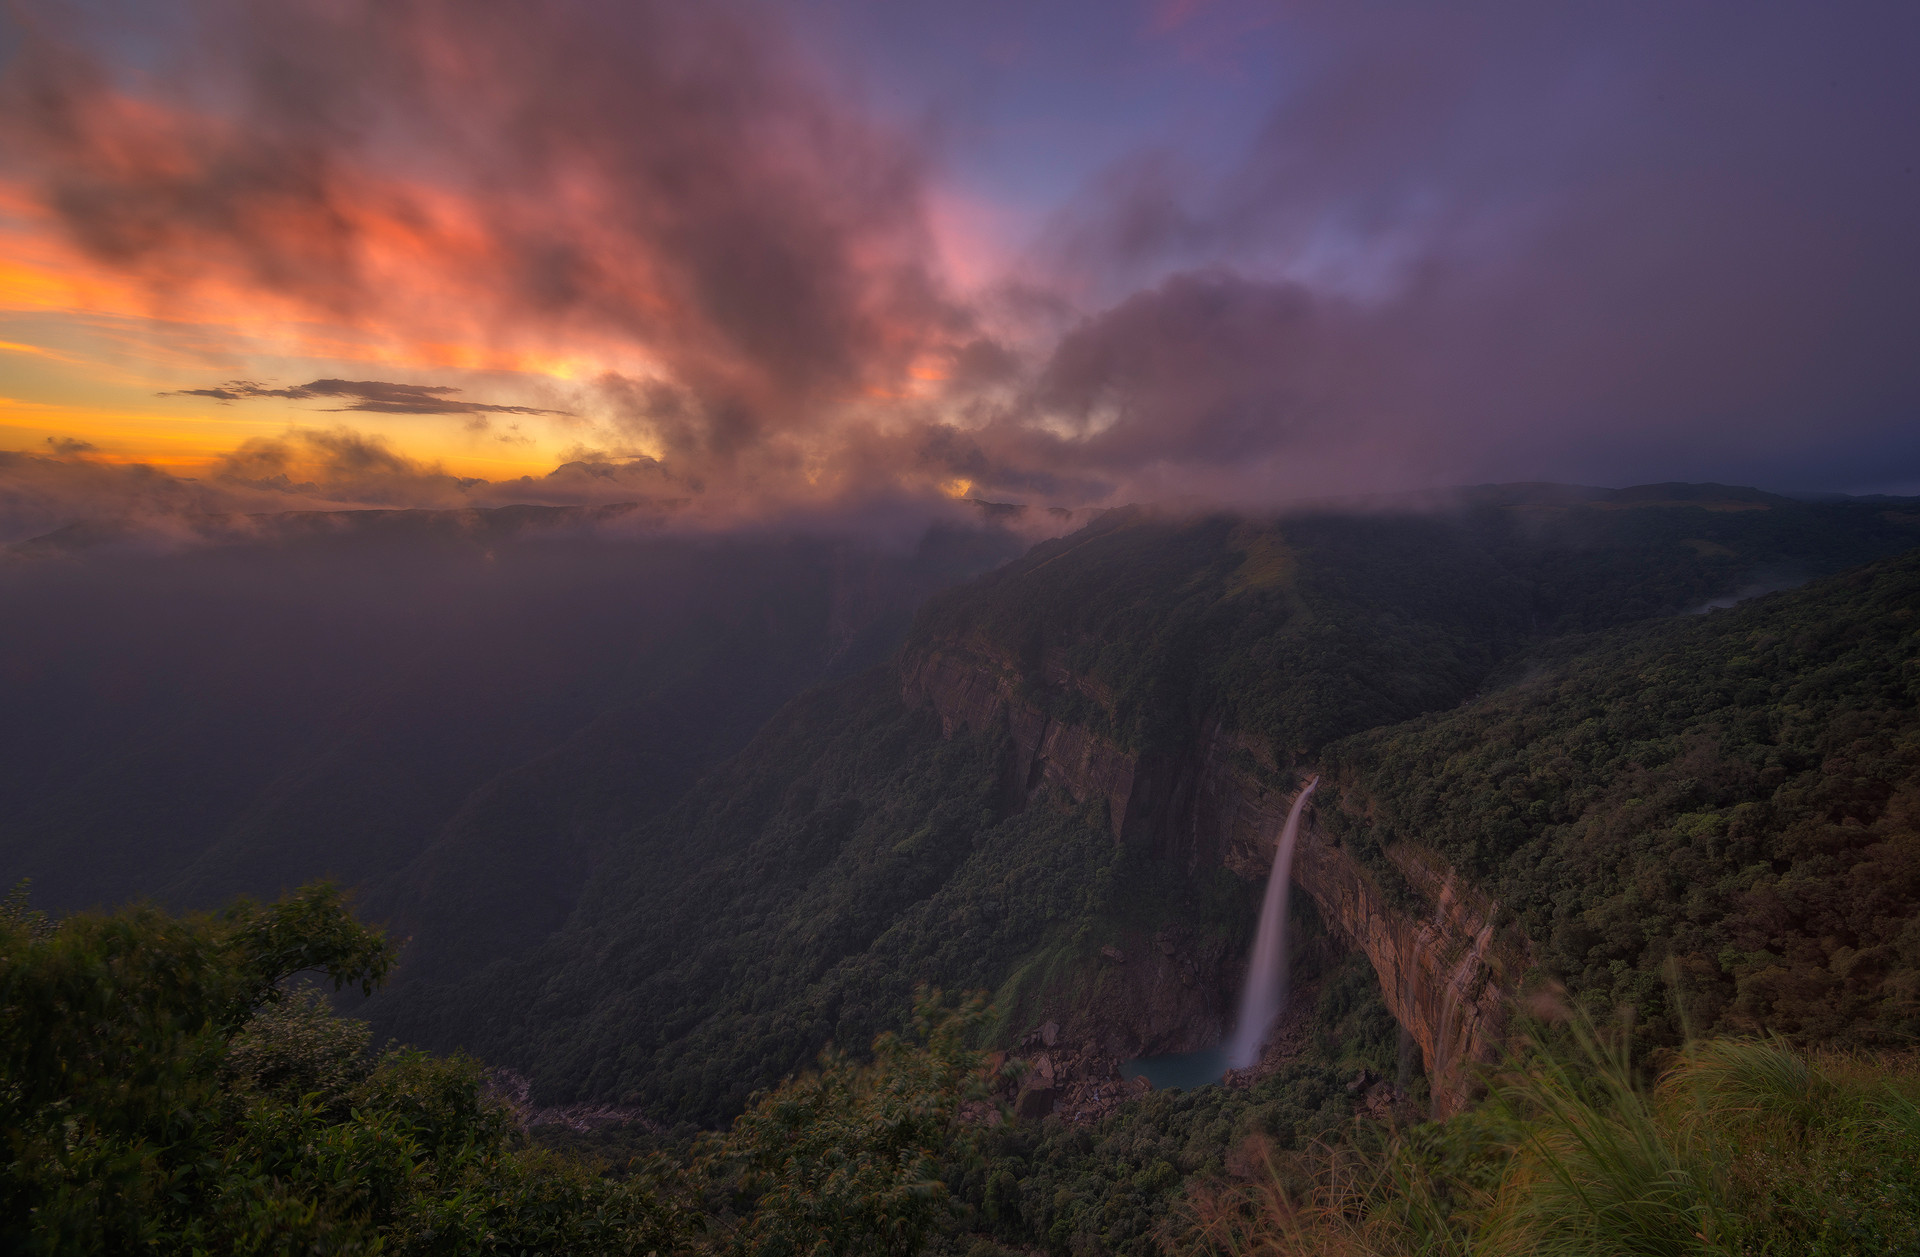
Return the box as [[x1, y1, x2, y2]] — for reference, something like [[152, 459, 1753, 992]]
[[1226, 776, 1319, 1070]]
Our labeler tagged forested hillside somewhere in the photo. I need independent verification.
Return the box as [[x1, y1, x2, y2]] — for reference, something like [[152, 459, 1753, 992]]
[[414, 488, 1920, 1134], [373, 668, 1247, 1124], [914, 486, 1918, 756], [1320, 547, 1920, 1056]]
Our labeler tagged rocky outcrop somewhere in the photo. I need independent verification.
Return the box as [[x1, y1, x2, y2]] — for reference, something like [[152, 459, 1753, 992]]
[[1001, 1023, 1152, 1125], [486, 1068, 664, 1134], [902, 644, 1531, 1118]]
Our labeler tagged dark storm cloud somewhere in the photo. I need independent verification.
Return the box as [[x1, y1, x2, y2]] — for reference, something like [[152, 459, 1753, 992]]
[[166, 379, 568, 416]]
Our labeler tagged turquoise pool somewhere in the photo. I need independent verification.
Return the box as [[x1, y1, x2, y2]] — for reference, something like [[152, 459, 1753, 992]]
[[1120, 1046, 1229, 1091]]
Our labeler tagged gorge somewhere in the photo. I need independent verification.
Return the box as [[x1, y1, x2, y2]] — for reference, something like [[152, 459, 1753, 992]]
[[383, 491, 1920, 1136], [875, 494, 1919, 1118], [901, 634, 1520, 1117]]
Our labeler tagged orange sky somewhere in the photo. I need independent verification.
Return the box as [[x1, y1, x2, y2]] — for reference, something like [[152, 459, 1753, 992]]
[[0, 174, 653, 477], [6, 0, 1919, 530], [0, 106, 1006, 491]]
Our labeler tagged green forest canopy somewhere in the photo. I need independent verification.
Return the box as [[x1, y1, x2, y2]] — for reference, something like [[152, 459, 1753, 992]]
[[1322, 549, 1920, 1056]]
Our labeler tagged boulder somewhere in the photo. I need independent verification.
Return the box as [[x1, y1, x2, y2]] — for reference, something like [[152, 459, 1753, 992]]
[[1015, 1085, 1056, 1120]]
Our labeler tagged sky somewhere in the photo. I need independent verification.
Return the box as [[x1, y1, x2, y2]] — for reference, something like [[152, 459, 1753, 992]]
[[1, 0, 1917, 538]]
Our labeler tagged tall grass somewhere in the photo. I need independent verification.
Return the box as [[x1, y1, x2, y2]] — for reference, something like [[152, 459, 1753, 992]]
[[1179, 1025, 1920, 1256]]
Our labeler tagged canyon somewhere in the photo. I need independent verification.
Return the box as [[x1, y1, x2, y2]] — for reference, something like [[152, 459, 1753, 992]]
[[902, 640, 1531, 1117]]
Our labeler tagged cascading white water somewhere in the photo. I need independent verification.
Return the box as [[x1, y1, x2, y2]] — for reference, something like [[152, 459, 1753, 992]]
[[1226, 776, 1319, 1069]]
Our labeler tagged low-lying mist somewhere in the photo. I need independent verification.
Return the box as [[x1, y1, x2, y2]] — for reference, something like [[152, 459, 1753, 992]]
[[0, 504, 1021, 942]]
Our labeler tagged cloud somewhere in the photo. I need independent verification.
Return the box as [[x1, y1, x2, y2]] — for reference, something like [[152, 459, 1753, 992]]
[[0, 428, 695, 545], [0, 0, 963, 473], [1, 447, 240, 545], [3, 0, 1919, 524], [166, 378, 568, 416], [1009, 4, 1920, 498], [0, 428, 1067, 558]]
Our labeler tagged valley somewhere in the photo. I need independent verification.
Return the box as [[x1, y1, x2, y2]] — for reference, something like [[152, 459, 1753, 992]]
[[325, 489, 1917, 1139], [7, 484, 1920, 1253]]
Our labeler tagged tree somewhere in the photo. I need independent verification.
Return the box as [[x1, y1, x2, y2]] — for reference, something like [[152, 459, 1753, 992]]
[[0, 883, 699, 1254], [718, 989, 994, 1257]]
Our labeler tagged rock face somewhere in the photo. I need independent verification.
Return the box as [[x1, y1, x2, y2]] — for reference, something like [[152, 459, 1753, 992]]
[[903, 646, 1161, 841], [1005, 1026, 1152, 1125], [902, 644, 1530, 1117], [1288, 837, 1525, 1116]]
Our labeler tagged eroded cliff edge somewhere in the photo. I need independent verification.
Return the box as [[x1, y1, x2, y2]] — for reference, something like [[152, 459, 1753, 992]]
[[903, 642, 1532, 1117]]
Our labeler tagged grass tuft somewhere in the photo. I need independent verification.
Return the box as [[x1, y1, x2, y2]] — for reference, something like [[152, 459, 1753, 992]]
[[1177, 1020, 1920, 1256]]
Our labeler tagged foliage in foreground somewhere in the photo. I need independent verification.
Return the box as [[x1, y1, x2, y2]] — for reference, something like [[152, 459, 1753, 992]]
[[0, 884, 992, 1255], [936, 950, 1408, 1257], [10, 882, 1920, 1255], [1184, 1021, 1920, 1257]]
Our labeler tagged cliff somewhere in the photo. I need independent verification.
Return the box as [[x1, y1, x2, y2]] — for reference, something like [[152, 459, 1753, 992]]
[[902, 643, 1530, 1117]]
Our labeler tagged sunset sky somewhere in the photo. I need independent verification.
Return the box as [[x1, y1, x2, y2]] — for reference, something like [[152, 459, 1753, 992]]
[[2, 1, 1917, 537]]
